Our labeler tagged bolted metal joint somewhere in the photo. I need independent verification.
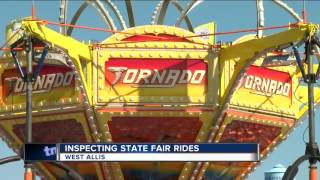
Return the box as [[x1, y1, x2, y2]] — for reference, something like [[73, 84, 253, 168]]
[[24, 73, 35, 82], [24, 36, 32, 53], [305, 142, 320, 163], [305, 73, 317, 83]]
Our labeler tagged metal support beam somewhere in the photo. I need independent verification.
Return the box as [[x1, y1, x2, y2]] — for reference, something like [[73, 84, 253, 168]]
[[33, 46, 49, 79], [293, 45, 306, 80], [175, 0, 202, 27], [24, 36, 33, 180], [157, 0, 170, 25], [0, 156, 20, 165], [67, 0, 116, 36], [10, 50, 25, 79], [256, 0, 264, 38], [125, 0, 135, 27], [48, 162, 84, 180], [283, 37, 320, 180], [272, 0, 303, 22], [59, 0, 68, 34]]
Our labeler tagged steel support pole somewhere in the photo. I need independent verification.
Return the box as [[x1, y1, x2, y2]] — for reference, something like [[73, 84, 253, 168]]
[[24, 36, 33, 180], [308, 43, 315, 149], [307, 41, 318, 180]]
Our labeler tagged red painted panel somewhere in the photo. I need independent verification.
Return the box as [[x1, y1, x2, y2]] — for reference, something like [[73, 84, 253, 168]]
[[13, 119, 86, 143], [13, 119, 99, 179], [2, 65, 75, 98], [108, 117, 202, 142], [239, 65, 292, 98], [122, 34, 190, 42], [105, 58, 207, 88], [219, 120, 281, 151]]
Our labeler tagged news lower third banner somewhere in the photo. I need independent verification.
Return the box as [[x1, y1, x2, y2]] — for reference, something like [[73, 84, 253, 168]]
[[24, 143, 259, 162]]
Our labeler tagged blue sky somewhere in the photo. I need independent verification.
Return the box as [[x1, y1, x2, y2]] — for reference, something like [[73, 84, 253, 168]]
[[0, 1, 320, 179]]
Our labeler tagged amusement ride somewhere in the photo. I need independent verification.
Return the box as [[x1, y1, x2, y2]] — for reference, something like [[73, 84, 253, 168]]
[[0, 0, 320, 180]]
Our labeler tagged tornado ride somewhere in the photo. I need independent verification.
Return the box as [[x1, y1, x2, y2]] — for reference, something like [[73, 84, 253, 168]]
[[0, 1, 319, 179]]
